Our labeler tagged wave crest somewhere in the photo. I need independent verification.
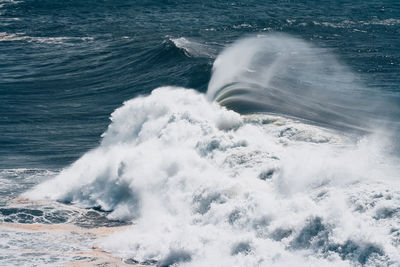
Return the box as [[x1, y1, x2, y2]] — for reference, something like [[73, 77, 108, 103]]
[[169, 37, 218, 58], [207, 34, 392, 132]]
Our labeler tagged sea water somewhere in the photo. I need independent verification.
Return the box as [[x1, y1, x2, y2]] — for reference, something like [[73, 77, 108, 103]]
[[1, 1, 400, 266]]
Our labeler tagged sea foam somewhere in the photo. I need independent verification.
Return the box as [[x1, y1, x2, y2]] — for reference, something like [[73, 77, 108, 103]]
[[25, 86, 400, 266]]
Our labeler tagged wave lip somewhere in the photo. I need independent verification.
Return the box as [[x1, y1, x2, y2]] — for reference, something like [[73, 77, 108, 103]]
[[207, 33, 391, 132]]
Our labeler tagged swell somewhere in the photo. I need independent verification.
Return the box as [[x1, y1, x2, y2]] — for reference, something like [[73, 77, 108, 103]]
[[0, 35, 212, 168]]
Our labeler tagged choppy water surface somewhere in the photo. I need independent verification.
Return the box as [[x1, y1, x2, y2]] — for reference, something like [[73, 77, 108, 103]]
[[1, 0, 400, 266]]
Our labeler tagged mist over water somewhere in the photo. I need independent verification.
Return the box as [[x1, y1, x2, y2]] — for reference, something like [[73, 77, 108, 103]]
[[208, 34, 397, 133]]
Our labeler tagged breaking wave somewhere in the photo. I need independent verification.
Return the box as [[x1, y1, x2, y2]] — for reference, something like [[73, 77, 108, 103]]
[[24, 34, 400, 266], [25, 86, 400, 266], [207, 34, 395, 132]]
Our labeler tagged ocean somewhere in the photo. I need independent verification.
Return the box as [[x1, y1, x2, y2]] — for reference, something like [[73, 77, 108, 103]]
[[1, 0, 400, 266]]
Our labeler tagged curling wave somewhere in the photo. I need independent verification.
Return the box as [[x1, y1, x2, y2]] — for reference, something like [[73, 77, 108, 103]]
[[207, 34, 393, 132]]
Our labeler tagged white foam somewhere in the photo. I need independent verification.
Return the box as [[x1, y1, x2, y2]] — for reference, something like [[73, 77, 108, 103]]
[[25, 87, 400, 266], [0, 32, 93, 43], [170, 37, 218, 58]]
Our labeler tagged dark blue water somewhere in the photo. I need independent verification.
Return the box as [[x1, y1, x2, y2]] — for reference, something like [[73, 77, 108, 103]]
[[1, 0, 399, 169]]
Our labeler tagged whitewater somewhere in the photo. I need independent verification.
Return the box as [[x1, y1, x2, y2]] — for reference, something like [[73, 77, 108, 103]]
[[19, 34, 400, 266]]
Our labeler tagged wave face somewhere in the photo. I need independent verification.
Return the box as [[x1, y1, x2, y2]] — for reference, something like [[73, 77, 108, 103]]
[[207, 34, 392, 132], [26, 87, 400, 266]]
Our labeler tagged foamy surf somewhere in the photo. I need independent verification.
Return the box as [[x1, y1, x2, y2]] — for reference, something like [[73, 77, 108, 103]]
[[0, 221, 131, 267], [24, 85, 400, 266]]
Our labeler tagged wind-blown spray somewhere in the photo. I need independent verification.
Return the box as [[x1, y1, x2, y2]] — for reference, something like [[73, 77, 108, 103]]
[[207, 34, 391, 132]]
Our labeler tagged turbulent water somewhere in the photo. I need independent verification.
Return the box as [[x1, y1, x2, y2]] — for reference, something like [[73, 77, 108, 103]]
[[1, 1, 400, 266]]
